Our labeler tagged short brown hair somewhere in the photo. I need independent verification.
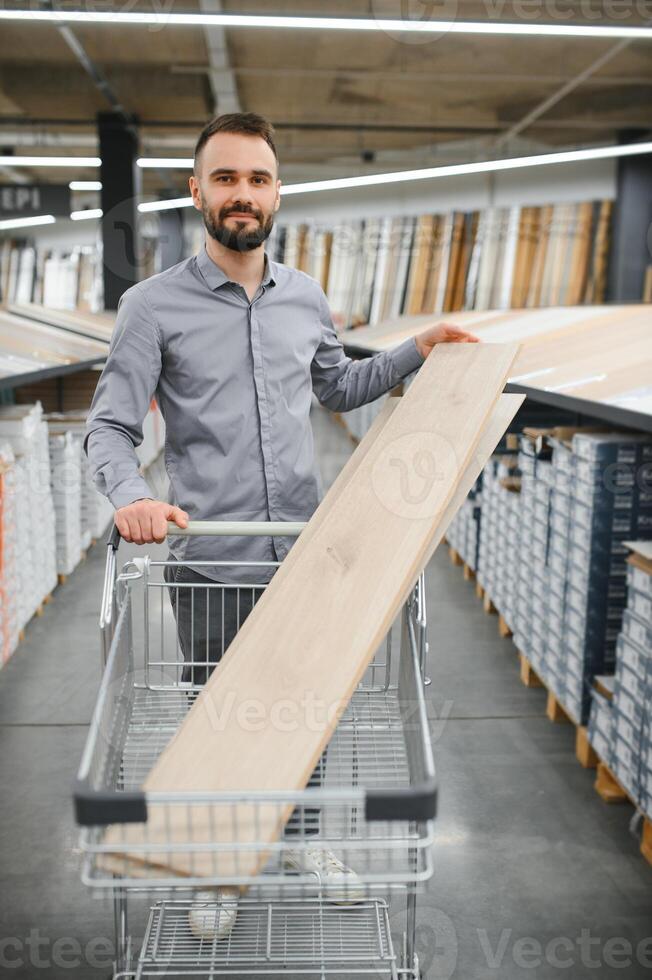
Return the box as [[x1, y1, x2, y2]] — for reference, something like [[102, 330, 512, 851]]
[[194, 112, 278, 176]]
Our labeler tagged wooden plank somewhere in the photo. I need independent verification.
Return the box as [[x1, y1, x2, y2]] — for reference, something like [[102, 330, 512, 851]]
[[102, 345, 521, 879], [101, 390, 525, 883]]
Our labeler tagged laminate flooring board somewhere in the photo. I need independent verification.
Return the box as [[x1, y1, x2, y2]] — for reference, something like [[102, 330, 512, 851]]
[[100, 343, 520, 879]]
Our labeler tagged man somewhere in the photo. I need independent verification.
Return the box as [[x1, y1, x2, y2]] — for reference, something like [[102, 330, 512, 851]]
[[85, 111, 479, 940]]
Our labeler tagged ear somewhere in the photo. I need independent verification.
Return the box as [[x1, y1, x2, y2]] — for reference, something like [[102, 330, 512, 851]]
[[188, 175, 202, 211]]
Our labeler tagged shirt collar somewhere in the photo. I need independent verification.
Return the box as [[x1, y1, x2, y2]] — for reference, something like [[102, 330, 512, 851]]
[[196, 242, 276, 291]]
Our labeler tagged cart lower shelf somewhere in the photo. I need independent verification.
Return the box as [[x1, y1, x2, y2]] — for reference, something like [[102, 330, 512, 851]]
[[136, 897, 398, 978]]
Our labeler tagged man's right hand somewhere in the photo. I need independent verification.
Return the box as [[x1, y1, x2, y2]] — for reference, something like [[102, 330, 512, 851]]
[[114, 499, 189, 545]]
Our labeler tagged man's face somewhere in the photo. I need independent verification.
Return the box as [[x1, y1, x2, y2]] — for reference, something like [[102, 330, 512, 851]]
[[189, 132, 281, 253]]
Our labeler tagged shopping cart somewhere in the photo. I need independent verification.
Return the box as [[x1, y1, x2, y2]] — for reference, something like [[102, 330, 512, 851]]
[[74, 521, 437, 979]]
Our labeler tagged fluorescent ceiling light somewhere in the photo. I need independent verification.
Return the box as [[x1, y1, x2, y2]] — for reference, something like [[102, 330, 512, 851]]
[[70, 180, 102, 191], [0, 214, 56, 230], [0, 9, 651, 39], [3, 143, 651, 186], [279, 142, 652, 195], [139, 197, 192, 213], [138, 158, 193, 169], [0, 155, 101, 167], [136, 141, 652, 210], [70, 208, 103, 220]]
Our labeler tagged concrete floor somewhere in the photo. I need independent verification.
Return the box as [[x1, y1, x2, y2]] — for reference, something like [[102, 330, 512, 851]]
[[1, 404, 651, 979]]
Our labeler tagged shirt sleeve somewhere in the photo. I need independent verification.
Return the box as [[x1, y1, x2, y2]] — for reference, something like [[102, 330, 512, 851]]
[[310, 287, 425, 412], [83, 285, 163, 510]]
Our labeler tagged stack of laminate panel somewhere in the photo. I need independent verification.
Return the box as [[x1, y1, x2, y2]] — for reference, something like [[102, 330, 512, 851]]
[[0, 444, 19, 666], [559, 434, 651, 720], [476, 455, 521, 625], [0, 404, 57, 628], [46, 414, 114, 545], [446, 476, 482, 571], [49, 430, 83, 576], [513, 432, 549, 663], [587, 544, 652, 814], [478, 429, 652, 724]]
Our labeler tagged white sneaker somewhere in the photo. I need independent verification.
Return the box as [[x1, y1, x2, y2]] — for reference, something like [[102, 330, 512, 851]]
[[188, 888, 238, 941], [283, 847, 365, 904]]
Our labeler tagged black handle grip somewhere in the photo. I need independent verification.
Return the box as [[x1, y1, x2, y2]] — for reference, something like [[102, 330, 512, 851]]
[[107, 524, 121, 550]]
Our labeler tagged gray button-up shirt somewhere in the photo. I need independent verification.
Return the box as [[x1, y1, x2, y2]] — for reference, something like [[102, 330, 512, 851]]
[[84, 243, 425, 582]]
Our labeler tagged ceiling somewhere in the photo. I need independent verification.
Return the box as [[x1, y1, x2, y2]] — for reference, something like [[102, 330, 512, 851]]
[[0, 0, 651, 200]]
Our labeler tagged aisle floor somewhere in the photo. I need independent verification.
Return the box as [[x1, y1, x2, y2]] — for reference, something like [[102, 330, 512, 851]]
[[1, 405, 651, 979]]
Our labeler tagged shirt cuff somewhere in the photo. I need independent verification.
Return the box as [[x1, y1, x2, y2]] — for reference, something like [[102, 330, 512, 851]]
[[109, 478, 155, 511], [389, 336, 426, 379]]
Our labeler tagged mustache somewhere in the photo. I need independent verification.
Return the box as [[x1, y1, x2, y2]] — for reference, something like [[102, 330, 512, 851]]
[[221, 205, 261, 220]]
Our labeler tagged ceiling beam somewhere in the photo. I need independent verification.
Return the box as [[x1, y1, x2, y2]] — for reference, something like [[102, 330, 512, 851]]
[[199, 0, 240, 115], [493, 35, 635, 148], [170, 64, 652, 87]]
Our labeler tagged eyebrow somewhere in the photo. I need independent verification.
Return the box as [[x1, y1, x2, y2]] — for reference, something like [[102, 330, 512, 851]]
[[208, 167, 274, 179]]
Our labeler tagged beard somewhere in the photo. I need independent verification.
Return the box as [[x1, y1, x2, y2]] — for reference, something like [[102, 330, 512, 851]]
[[202, 200, 274, 253]]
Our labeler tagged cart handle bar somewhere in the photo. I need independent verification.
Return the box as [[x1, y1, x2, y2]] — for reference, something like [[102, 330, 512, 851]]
[[107, 519, 307, 549]]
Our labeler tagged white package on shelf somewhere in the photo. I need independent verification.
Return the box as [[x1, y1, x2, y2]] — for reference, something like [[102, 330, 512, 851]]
[[46, 414, 115, 543], [0, 404, 57, 624], [49, 431, 82, 577], [0, 442, 20, 667]]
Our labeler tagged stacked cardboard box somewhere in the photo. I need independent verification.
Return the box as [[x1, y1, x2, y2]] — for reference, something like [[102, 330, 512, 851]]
[[49, 431, 83, 576], [0, 404, 57, 631], [0, 445, 19, 665], [476, 457, 521, 622], [628, 550, 652, 815], [587, 543, 652, 816], [477, 429, 652, 724], [446, 476, 482, 571], [46, 414, 114, 545]]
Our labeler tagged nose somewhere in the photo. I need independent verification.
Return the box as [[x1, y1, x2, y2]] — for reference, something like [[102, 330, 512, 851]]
[[229, 178, 255, 206]]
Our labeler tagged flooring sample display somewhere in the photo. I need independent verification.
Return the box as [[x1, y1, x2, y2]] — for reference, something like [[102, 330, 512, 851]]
[[100, 342, 520, 879], [343, 304, 652, 424], [9, 302, 115, 343], [0, 310, 108, 383]]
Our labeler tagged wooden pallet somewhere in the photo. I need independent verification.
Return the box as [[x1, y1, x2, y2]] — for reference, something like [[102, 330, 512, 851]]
[[448, 546, 463, 567], [34, 593, 53, 617], [519, 652, 543, 688], [483, 592, 496, 615], [463, 562, 476, 582], [575, 726, 599, 769], [498, 614, 512, 638], [546, 690, 573, 724]]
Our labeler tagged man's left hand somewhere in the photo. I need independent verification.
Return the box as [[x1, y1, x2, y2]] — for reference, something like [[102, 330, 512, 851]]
[[415, 322, 480, 359]]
